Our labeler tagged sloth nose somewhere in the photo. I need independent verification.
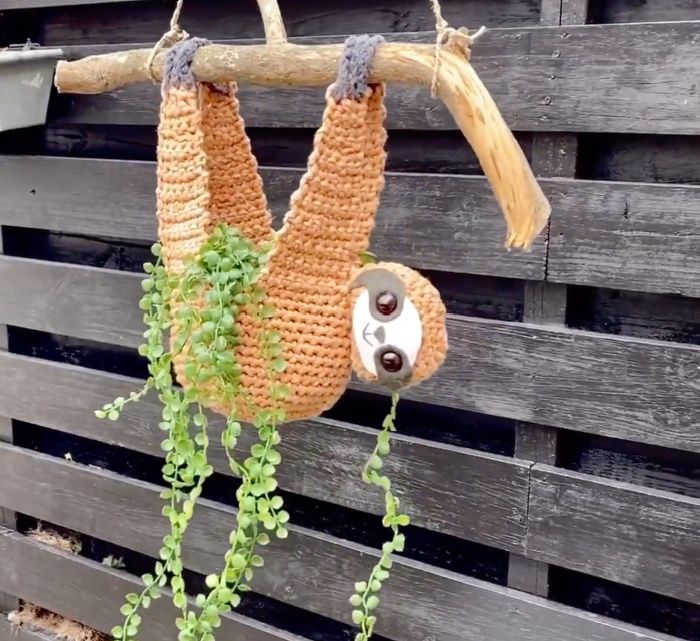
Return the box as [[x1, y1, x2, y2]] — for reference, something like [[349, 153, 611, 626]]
[[373, 325, 386, 344]]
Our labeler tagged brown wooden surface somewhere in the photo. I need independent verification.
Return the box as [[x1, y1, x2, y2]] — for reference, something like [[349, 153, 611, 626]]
[[527, 465, 700, 605], [49, 22, 700, 135], [0, 453, 685, 641], [0, 351, 530, 551]]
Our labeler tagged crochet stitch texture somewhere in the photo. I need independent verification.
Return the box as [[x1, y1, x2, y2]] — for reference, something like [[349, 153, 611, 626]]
[[156, 35, 447, 422]]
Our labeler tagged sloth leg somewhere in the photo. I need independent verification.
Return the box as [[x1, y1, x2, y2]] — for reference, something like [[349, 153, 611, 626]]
[[266, 35, 386, 283], [156, 38, 212, 275], [201, 83, 274, 246]]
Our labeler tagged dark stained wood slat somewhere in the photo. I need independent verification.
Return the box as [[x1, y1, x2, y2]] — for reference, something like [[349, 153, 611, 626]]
[[51, 22, 700, 135], [5, 156, 700, 295], [0, 351, 529, 551], [35, 0, 540, 44], [0, 156, 546, 279], [397, 317, 700, 452], [548, 179, 700, 297], [0, 527, 306, 641], [0, 619, 64, 641], [0, 258, 698, 451], [0, 450, 682, 641], [592, 0, 700, 24], [527, 466, 700, 605], [0, 255, 143, 347]]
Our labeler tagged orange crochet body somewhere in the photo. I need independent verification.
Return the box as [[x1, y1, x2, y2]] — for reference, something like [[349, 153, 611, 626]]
[[156, 36, 447, 423]]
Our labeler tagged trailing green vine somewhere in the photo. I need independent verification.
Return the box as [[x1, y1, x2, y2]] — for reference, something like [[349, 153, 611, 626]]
[[95, 224, 407, 641], [96, 225, 288, 641], [349, 392, 406, 641]]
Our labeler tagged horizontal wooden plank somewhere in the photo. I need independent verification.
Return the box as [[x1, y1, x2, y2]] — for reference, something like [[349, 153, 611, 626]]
[[0, 527, 305, 641], [0, 618, 62, 641], [0, 351, 529, 551], [0, 260, 698, 450], [405, 316, 700, 450], [52, 22, 700, 135], [548, 179, 700, 297], [527, 466, 700, 604], [593, 0, 699, 24], [34, 0, 540, 43], [5, 156, 700, 294], [0, 156, 546, 279], [0, 448, 682, 641], [0, 255, 143, 347]]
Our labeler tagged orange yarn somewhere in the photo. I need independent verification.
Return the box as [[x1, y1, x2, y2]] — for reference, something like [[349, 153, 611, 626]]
[[156, 38, 448, 423]]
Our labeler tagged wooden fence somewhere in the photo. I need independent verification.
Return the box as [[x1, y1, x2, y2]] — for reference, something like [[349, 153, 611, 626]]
[[0, 1, 698, 640]]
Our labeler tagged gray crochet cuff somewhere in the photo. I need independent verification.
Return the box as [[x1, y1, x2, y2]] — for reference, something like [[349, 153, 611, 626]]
[[332, 34, 385, 100], [162, 37, 210, 94]]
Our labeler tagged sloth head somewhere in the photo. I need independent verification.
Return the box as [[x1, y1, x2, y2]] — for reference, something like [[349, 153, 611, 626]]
[[349, 262, 448, 390]]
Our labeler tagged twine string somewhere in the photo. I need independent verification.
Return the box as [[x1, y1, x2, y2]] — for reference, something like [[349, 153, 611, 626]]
[[429, 0, 486, 97], [146, 0, 190, 82]]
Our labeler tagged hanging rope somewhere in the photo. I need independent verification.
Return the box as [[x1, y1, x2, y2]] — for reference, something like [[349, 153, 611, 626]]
[[429, 0, 486, 97], [145, 0, 189, 83]]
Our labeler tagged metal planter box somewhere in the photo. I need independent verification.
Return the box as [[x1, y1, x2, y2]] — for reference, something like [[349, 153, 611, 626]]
[[0, 46, 63, 132]]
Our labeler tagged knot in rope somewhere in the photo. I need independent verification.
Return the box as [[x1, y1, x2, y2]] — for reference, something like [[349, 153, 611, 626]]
[[429, 0, 486, 97], [146, 0, 190, 83]]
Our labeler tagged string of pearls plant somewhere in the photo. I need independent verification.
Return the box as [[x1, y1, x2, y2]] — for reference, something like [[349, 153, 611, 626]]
[[96, 224, 404, 641]]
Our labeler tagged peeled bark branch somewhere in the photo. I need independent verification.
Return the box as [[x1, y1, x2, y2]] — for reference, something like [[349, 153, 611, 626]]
[[256, 0, 287, 44], [53, 42, 550, 249]]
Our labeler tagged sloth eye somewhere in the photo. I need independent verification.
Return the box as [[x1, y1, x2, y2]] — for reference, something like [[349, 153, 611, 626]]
[[379, 350, 403, 372], [375, 291, 398, 316]]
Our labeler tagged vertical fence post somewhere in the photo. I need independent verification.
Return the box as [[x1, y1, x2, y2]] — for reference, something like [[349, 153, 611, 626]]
[[0, 228, 18, 615], [506, 0, 589, 597]]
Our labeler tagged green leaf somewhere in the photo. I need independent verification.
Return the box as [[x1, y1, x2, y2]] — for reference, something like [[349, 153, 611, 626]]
[[173, 592, 187, 609], [276, 527, 289, 539], [366, 595, 379, 610], [107, 409, 120, 421], [354, 582, 367, 593], [251, 554, 264, 567], [396, 514, 410, 527], [205, 574, 219, 588], [120, 604, 133, 616], [359, 250, 378, 265], [368, 455, 383, 470], [263, 477, 278, 493], [393, 533, 406, 552], [231, 554, 247, 570], [271, 358, 286, 373], [126, 593, 139, 605], [111, 626, 124, 639], [351, 610, 365, 625], [349, 594, 363, 607], [370, 580, 381, 592], [270, 495, 284, 510]]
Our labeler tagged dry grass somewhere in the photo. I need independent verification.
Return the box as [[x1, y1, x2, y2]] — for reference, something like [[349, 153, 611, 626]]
[[7, 524, 108, 641], [8, 605, 108, 641]]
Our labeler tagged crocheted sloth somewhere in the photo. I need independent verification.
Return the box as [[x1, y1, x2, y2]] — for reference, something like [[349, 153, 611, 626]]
[[157, 36, 448, 422]]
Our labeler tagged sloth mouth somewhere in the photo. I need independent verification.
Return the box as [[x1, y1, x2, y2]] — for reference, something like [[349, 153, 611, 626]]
[[362, 323, 386, 346]]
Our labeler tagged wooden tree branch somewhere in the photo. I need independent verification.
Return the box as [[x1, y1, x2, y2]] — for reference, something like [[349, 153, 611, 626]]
[[256, 0, 287, 44], [53, 42, 550, 249]]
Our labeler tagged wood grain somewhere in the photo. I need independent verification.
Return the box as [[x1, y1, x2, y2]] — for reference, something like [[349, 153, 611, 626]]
[[0, 527, 306, 641], [527, 465, 700, 604], [548, 179, 700, 297], [0, 451, 683, 641], [0, 260, 698, 451], [0, 351, 530, 551], [50, 22, 700, 135], [35, 0, 540, 44], [0, 156, 546, 279], [0, 255, 143, 347], [5, 156, 700, 294]]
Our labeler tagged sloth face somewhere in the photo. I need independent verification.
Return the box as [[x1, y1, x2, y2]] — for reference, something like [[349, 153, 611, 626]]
[[349, 263, 447, 390]]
